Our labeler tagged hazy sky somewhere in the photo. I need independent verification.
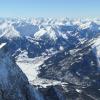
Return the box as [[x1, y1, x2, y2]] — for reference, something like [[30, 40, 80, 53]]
[[0, 0, 100, 18]]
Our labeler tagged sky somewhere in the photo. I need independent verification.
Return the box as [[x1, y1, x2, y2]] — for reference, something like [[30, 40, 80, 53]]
[[0, 0, 100, 18]]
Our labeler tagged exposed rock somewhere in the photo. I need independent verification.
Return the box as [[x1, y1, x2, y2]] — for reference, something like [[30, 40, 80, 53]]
[[0, 44, 40, 100]]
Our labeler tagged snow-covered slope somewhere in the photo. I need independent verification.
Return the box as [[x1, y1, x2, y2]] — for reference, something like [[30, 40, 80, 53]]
[[0, 22, 20, 39], [0, 43, 6, 49], [34, 26, 59, 41], [92, 37, 100, 68]]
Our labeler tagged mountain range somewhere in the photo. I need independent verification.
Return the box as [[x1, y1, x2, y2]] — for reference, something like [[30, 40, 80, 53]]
[[0, 18, 100, 100]]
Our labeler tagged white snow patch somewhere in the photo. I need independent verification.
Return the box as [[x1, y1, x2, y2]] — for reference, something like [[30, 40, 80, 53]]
[[0, 22, 20, 39], [76, 89, 82, 93], [16, 56, 48, 81], [34, 28, 47, 39], [59, 46, 64, 51], [0, 43, 6, 49], [34, 26, 58, 41]]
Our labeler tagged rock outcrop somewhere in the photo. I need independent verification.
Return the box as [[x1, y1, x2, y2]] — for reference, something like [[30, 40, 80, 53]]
[[0, 43, 41, 100]]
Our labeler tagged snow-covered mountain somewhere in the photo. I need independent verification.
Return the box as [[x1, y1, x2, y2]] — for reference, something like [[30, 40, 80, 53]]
[[0, 18, 100, 39], [0, 18, 100, 57], [0, 18, 100, 100]]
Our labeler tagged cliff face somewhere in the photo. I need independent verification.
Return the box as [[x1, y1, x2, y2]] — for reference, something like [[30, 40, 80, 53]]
[[0, 44, 39, 100]]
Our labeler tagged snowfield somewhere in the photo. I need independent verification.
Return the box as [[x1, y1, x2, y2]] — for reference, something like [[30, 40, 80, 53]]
[[16, 55, 67, 88], [16, 56, 48, 81]]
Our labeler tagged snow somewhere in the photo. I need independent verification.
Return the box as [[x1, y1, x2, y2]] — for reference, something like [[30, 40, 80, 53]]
[[76, 89, 82, 93], [79, 22, 91, 29], [46, 26, 58, 40], [69, 49, 80, 55], [34, 28, 47, 39], [34, 26, 58, 41], [0, 43, 6, 49], [0, 22, 20, 39], [16, 50, 28, 59], [16, 56, 48, 81], [92, 37, 100, 67], [32, 78, 68, 88], [0, 18, 100, 42], [59, 46, 64, 51], [16, 54, 68, 88]]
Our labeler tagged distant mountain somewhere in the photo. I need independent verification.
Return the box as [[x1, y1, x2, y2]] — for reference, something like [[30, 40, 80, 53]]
[[0, 18, 100, 57]]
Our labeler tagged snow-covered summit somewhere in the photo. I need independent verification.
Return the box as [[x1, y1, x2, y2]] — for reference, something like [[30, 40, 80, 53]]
[[34, 26, 59, 40], [0, 22, 20, 39]]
